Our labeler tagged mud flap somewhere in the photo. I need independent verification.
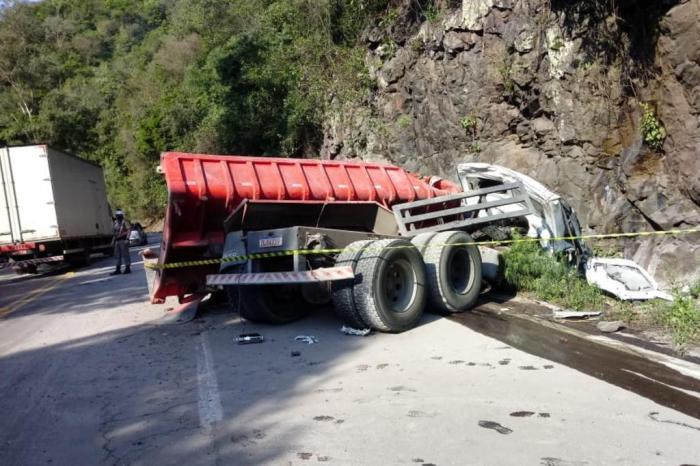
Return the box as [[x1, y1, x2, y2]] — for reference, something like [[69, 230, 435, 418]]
[[141, 248, 161, 303], [159, 293, 206, 325]]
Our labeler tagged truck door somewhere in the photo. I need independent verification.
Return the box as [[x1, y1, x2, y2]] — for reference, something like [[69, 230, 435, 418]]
[[0, 147, 16, 244], [4, 146, 59, 241], [88, 179, 106, 234]]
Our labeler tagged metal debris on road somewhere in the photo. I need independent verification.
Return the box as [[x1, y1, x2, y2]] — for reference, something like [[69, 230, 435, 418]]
[[553, 310, 602, 319], [236, 333, 264, 345], [340, 326, 371, 336], [294, 335, 318, 345]]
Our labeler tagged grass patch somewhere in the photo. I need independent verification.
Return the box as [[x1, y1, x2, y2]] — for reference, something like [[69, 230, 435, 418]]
[[502, 233, 700, 349], [605, 281, 700, 350], [644, 293, 700, 348], [690, 278, 700, 299], [501, 233, 603, 311]]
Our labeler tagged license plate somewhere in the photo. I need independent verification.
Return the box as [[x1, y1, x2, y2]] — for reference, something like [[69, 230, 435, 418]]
[[259, 237, 283, 248]]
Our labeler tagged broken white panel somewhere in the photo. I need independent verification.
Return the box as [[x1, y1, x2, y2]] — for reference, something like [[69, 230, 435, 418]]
[[585, 257, 673, 301], [457, 162, 584, 254], [553, 310, 602, 319], [340, 326, 371, 337]]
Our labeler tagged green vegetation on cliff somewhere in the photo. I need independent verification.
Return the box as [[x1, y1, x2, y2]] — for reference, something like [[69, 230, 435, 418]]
[[0, 0, 390, 217]]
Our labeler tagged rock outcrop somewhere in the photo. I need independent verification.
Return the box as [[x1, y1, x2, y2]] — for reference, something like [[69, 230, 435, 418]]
[[321, 0, 700, 287]]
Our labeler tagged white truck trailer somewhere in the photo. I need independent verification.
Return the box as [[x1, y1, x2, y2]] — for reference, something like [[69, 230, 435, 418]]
[[0, 145, 114, 273]]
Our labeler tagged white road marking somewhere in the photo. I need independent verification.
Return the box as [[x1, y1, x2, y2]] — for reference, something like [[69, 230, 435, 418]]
[[196, 332, 223, 427]]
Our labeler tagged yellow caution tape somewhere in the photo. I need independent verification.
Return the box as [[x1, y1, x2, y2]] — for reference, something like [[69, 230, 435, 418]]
[[143, 227, 700, 271]]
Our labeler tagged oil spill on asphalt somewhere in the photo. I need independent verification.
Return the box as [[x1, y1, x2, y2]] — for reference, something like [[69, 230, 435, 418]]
[[478, 420, 513, 434], [510, 411, 535, 417], [519, 365, 538, 370], [540, 457, 588, 466], [648, 412, 700, 431], [450, 310, 700, 420]]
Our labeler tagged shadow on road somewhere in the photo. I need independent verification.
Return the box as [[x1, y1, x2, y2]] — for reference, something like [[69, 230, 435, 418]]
[[0, 234, 391, 463], [0, 297, 381, 464]]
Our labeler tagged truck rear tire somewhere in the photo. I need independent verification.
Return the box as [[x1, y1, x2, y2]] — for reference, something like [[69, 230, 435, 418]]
[[353, 239, 426, 333], [13, 263, 37, 275], [410, 232, 437, 254], [66, 249, 91, 267], [331, 240, 374, 328], [422, 231, 482, 313], [238, 285, 310, 324]]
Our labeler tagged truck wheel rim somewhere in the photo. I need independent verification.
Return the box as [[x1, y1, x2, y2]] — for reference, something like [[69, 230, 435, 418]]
[[448, 248, 472, 295], [382, 258, 416, 313]]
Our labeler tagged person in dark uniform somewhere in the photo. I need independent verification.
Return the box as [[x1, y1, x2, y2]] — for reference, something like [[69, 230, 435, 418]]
[[111, 209, 131, 275]]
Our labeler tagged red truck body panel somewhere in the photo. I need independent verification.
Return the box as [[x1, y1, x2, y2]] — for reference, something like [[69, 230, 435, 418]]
[[151, 152, 461, 303]]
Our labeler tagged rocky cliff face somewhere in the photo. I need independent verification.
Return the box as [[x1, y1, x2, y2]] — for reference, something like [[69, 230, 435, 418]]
[[321, 0, 700, 286]]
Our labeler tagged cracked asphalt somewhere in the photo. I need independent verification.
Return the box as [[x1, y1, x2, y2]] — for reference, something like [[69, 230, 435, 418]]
[[1, 245, 699, 465]]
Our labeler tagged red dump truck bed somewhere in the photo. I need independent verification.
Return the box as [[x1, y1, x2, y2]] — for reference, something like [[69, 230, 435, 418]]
[[150, 152, 461, 303]]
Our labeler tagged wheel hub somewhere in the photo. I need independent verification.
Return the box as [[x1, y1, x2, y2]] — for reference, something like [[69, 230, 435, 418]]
[[448, 248, 472, 295], [382, 258, 415, 313]]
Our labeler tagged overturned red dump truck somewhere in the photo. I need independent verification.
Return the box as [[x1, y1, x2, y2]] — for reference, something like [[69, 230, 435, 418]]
[[147, 152, 532, 332]]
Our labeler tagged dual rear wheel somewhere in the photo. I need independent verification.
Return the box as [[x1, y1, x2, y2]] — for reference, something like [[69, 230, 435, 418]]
[[332, 232, 482, 332], [228, 231, 482, 332], [333, 238, 427, 333]]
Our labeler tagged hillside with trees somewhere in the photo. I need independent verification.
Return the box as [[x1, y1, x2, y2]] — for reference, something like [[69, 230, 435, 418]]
[[0, 0, 391, 217]]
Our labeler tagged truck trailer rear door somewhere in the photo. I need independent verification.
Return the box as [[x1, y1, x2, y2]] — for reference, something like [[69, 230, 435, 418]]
[[2, 146, 59, 242], [0, 147, 15, 244]]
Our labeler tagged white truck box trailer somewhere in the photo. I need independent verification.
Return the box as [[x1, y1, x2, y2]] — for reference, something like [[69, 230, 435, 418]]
[[0, 145, 114, 271]]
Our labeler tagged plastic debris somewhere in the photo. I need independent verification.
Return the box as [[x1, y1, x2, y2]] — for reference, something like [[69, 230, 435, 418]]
[[340, 326, 371, 336], [597, 321, 625, 333], [236, 333, 264, 345], [553, 310, 602, 319], [294, 335, 318, 345], [585, 258, 673, 301]]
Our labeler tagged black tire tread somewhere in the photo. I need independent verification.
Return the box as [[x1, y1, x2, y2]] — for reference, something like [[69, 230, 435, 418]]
[[410, 232, 437, 254], [331, 240, 374, 328], [422, 231, 482, 313], [353, 239, 426, 333], [224, 268, 309, 324]]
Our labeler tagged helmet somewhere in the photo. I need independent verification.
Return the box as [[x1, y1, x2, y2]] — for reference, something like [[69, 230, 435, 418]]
[[115, 209, 124, 218]]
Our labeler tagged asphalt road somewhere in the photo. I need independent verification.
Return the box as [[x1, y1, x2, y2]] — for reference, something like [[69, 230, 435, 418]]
[[0, 246, 699, 465]]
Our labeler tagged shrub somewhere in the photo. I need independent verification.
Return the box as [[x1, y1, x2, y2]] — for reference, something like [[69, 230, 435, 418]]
[[640, 103, 666, 151], [397, 114, 412, 129], [424, 3, 440, 23], [498, 59, 515, 97], [645, 291, 700, 348], [502, 233, 603, 311]]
